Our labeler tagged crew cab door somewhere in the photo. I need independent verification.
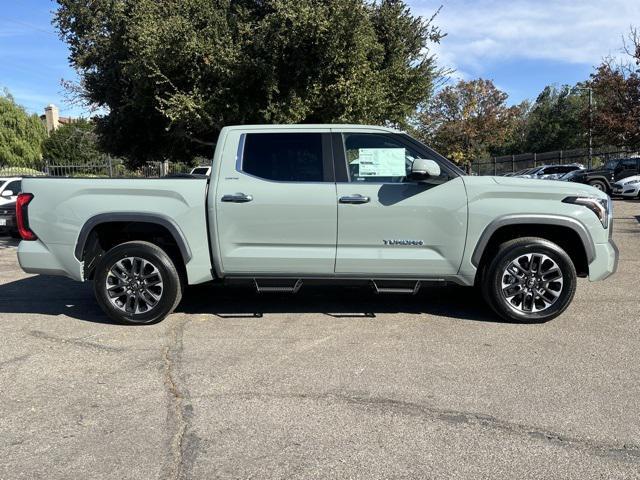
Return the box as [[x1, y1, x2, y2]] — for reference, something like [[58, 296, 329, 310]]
[[332, 131, 468, 276], [214, 129, 337, 275]]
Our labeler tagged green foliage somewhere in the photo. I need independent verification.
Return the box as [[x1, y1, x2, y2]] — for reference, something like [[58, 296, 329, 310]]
[[590, 29, 640, 148], [42, 119, 104, 165], [0, 92, 47, 167], [55, 0, 445, 166], [0, 167, 46, 176], [417, 79, 528, 165], [524, 85, 589, 152]]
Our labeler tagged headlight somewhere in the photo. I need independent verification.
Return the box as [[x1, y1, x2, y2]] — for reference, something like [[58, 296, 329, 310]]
[[562, 196, 610, 228]]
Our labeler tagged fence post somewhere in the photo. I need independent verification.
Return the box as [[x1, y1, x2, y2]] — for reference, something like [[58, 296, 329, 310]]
[[533, 153, 537, 167], [108, 157, 113, 178], [493, 157, 497, 176], [511, 155, 515, 173]]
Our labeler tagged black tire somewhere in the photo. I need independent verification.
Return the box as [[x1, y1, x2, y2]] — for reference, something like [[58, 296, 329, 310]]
[[93, 241, 182, 325], [10, 230, 21, 239], [480, 237, 577, 323], [589, 180, 608, 193]]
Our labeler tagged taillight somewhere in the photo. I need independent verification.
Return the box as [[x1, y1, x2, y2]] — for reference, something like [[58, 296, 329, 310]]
[[16, 193, 37, 241]]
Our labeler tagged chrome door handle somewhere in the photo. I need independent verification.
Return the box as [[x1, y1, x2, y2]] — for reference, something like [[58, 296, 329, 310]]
[[339, 194, 370, 204], [221, 193, 253, 203]]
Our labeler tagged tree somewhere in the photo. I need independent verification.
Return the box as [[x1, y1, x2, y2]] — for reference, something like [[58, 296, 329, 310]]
[[42, 119, 103, 165], [0, 91, 47, 166], [55, 0, 445, 166], [523, 85, 589, 152], [417, 79, 527, 165], [590, 28, 640, 148]]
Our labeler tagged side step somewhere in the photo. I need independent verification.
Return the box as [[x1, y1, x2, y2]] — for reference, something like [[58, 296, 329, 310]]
[[254, 279, 303, 294], [372, 280, 421, 295]]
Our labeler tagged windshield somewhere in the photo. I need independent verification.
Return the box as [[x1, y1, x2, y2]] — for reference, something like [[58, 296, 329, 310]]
[[191, 167, 209, 175], [602, 159, 618, 170], [560, 170, 579, 179]]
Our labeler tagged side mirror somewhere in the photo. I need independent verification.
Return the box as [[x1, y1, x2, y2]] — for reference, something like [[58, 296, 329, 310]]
[[411, 159, 441, 179], [1, 190, 13, 197]]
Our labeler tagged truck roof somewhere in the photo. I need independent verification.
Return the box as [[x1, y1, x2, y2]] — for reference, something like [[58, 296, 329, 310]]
[[223, 124, 404, 134]]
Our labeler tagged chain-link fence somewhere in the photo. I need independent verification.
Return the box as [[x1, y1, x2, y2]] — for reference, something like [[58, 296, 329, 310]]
[[471, 146, 639, 176], [0, 157, 195, 178]]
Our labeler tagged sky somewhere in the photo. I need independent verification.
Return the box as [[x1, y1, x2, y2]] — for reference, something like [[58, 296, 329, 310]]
[[1, 0, 639, 118]]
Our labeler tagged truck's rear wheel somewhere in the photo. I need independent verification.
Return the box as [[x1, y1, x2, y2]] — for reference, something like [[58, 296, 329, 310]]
[[94, 241, 182, 325], [481, 237, 577, 323]]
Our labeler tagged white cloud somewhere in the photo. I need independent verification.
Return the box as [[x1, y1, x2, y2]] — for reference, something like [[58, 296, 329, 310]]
[[410, 0, 640, 74]]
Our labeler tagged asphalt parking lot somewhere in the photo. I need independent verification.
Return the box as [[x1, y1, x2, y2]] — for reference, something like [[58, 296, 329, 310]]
[[1, 200, 639, 479]]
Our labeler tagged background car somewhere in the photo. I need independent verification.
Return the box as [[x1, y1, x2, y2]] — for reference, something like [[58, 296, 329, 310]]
[[0, 201, 18, 237], [562, 157, 640, 193], [190, 166, 211, 176], [503, 168, 532, 177], [612, 175, 640, 198], [0, 177, 22, 206], [515, 164, 583, 180]]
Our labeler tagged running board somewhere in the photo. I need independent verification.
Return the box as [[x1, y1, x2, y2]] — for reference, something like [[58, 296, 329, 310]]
[[372, 280, 422, 295], [254, 279, 303, 294]]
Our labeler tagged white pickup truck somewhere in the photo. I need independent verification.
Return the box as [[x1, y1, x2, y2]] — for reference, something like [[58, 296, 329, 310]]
[[16, 125, 617, 324]]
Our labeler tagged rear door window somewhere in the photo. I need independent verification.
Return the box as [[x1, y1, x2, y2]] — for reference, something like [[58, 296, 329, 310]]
[[241, 133, 324, 182]]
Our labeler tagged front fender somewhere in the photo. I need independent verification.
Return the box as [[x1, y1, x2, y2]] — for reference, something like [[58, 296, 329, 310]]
[[471, 214, 596, 267]]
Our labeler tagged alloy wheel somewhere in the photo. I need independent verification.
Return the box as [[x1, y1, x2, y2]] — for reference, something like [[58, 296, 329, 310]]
[[105, 257, 164, 314], [500, 253, 564, 313]]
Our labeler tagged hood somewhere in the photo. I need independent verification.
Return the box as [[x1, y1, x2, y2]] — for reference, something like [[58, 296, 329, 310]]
[[579, 167, 612, 177], [614, 175, 640, 186], [482, 175, 608, 199]]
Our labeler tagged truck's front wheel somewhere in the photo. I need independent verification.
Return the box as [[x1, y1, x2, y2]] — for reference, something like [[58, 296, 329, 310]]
[[481, 237, 577, 323], [94, 241, 182, 325]]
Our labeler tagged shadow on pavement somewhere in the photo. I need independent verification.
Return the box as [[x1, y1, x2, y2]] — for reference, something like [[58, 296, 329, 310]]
[[0, 274, 501, 324], [178, 283, 501, 322]]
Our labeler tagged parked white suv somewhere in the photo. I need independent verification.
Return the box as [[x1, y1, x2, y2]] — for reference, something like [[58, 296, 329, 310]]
[[0, 177, 22, 206]]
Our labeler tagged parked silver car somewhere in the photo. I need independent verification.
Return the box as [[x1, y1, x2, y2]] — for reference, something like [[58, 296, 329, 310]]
[[516, 164, 584, 180]]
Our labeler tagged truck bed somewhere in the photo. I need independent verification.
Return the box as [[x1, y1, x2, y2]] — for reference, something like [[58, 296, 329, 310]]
[[18, 177, 213, 284]]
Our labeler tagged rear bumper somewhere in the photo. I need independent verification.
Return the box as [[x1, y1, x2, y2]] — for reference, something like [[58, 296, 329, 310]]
[[588, 240, 619, 281], [18, 240, 83, 280]]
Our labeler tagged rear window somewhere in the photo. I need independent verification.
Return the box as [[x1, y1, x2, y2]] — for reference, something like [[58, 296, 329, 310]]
[[241, 133, 324, 182], [191, 167, 210, 175]]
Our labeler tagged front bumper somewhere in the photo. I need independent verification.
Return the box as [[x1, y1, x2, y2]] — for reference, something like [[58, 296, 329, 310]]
[[621, 187, 640, 197], [612, 184, 640, 197], [588, 240, 619, 281]]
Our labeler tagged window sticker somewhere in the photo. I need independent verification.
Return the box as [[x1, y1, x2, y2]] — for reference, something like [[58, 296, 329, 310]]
[[356, 148, 406, 177]]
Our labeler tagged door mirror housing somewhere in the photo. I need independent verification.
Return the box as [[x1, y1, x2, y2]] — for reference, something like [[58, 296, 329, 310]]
[[411, 159, 441, 179], [1, 190, 13, 197]]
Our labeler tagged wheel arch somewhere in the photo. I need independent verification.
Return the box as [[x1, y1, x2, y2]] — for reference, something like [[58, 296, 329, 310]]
[[75, 213, 192, 279], [472, 215, 595, 279]]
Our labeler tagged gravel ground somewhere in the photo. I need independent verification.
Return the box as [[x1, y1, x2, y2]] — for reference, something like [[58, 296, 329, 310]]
[[0, 199, 639, 479]]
